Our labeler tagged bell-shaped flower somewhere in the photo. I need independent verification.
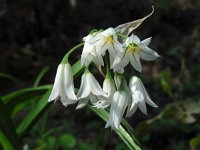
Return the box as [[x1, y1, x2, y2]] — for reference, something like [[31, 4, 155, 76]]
[[113, 34, 160, 72], [81, 33, 104, 67], [93, 76, 116, 109], [105, 91, 128, 130], [127, 76, 158, 117], [48, 63, 77, 107], [77, 70, 105, 100]]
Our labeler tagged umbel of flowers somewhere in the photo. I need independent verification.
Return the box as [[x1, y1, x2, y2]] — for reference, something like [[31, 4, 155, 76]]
[[48, 7, 160, 130]]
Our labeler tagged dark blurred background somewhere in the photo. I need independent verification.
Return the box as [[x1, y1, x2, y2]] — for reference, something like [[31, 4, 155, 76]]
[[0, 0, 200, 149]]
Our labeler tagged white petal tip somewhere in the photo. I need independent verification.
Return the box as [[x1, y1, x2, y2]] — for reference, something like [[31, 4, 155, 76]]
[[76, 104, 86, 109], [154, 105, 158, 108], [62, 104, 68, 107], [76, 106, 82, 109], [137, 69, 142, 73], [48, 98, 54, 102]]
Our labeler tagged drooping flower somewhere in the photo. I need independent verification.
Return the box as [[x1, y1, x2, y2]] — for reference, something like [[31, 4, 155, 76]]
[[48, 63, 77, 107], [105, 90, 128, 130], [113, 34, 160, 72], [81, 33, 104, 67], [93, 76, 116, 109], [126, 76, 158, 117], [76, 69, 105, 108]]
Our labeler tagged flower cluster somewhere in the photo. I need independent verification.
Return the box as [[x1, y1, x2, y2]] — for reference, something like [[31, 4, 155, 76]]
[[48, 9, 160, 130]]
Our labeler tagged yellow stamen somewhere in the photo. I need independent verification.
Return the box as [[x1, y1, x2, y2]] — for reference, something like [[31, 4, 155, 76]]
[[106, 35, 114, 44], [127, 43, 141, 53]]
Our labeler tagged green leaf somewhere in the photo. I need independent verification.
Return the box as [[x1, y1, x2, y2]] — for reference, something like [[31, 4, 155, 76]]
[[0, 72, 21, 84], [0, 99, 21, 150], [33, 66, 49, 87], [190, 136, 200, 150], [11, 95, 42, 118], [89, 106, 141, 150], [16, 90, 51, 137], [1, 85, 51, 104], [1, 85, 51, 112], [60, 134, 77, 148]]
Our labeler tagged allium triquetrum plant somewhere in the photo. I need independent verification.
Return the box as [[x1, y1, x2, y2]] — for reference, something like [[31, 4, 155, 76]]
[[48, 6, 160, 149]]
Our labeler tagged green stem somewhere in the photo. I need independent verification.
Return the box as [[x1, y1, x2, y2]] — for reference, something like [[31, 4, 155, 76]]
[[119, 75, 125, 91], [105, 54, 111, 79], [117, 33, 128, 41], [61, 42, 84, 64]]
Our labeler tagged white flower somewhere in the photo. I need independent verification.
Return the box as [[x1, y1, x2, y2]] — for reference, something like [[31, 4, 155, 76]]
[[113, 34, 160, 72], [77, 70, 105, 99], [127, 76, 158, 117], [81, 34, 104, 66], [105, 91, 128, 130], [93, 77, 116, 109], [94, 28, 123, 67], [48, 63, 77, 107]]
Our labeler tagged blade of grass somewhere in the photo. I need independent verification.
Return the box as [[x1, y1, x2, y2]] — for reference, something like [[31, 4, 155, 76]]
[[1, 85, 51, 104], [33, 66, 49, 87], [16, 90, 52, 138], [1, 85, 51, 113], [11, 95, 42, 118], [0, 72, 21, 84], [0, 99, 21, 150]]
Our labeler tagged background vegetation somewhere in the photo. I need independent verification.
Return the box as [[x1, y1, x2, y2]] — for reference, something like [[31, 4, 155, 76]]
[[0, 0, 200, 149]]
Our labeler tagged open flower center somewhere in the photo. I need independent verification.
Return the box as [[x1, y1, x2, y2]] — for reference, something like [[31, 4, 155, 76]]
[[106, 35, 114, 44], [127, 43, 141, 53]]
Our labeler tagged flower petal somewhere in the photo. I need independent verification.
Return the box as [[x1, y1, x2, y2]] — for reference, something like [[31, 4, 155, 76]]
[[128, 52, 142, 72], [94, 49, 104, 66], [114, 92, 127, 129], [139, 47, 160, 61], [59, 84, 68, 106], [113, 52, 129, 72], [141, 82, 158, 108], [133, 91, 147, 115], [64, 64, 77, 100], [48, 64, 64, 102], [126, 34, 140, 45], [140, 37, 152, 47], [89, 94, 99, 105], [77, 75, 90, 99], [76, 98, 89, 109], [87, 73, 104, 96], [126, 102, 137, 117]]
